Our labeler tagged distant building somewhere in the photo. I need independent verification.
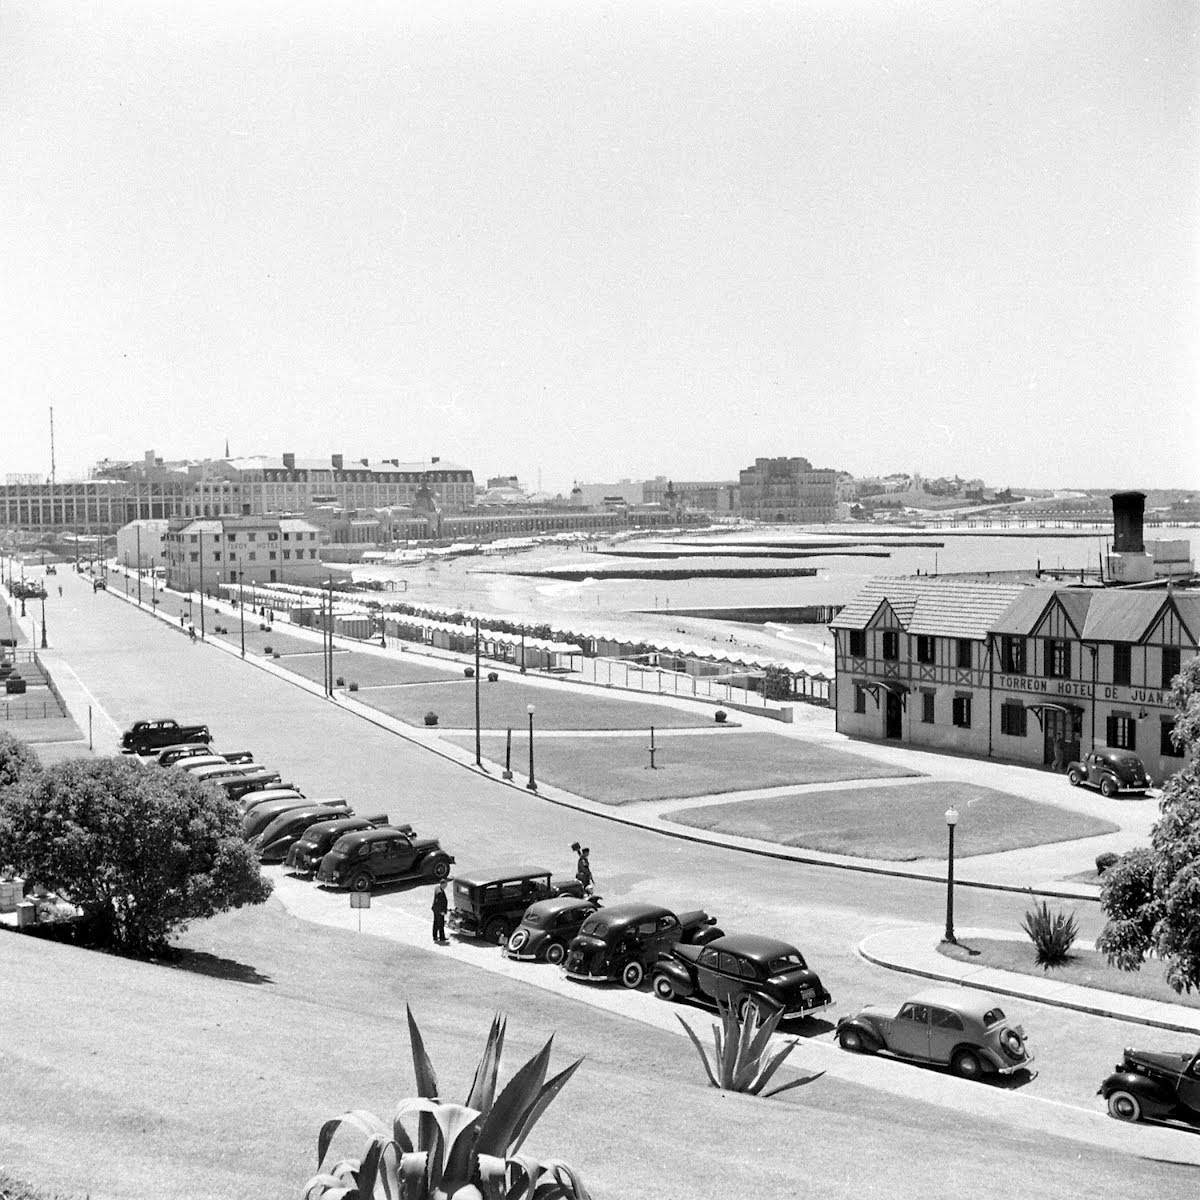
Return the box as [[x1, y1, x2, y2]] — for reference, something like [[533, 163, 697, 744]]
[[736, 456, 838, 523], [115, 519, 170, 570], [573, 479, 645, 507], [164, 515, 323, 590], [643, 477, 736, 512]]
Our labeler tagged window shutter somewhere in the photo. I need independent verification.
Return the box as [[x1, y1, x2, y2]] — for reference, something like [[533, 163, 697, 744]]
[[1106, 714, 1117, 746], [1127, 721, 1136, 751]]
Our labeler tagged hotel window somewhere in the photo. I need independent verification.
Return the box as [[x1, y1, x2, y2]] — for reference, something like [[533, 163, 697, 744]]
[[952, 694, 972, 729], [881, 631, 899, 661], [1045, 639, 1071, 679], [1162, 647, 1181, 691], [1000, 702, 1027, 737], [1001, 636, 1025, 674], [916, 636, 935, 665], [1106, 712, 1136, 751], [1112, 644, 1131, 687], [1161, 718, 1183, 758], [956, 639, 973, 669], [853, 684, 867, 714], [921, 690, 935, 724]]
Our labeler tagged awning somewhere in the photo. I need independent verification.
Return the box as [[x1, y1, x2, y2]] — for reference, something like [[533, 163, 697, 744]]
[[1025, 701, 1085, 728]]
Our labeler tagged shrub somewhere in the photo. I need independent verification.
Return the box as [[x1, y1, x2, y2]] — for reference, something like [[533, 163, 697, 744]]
[[272, 652, 281, 659], [264, 645, 273, 655], [0, 731, 40, 793], [464, 666, 475, 677], [1021, 900, 1079, 969], [424, 711, 439, 726], [677, 1000, 823, 1097], [487, 671, 499, 682], [714, 709, 728, 723], [0, 758, 270, 956], [335, 676, 345, 687], [1095, 851, 1119, 876], [348, 681, 359, 692], [306, 1007, 592, 1200]]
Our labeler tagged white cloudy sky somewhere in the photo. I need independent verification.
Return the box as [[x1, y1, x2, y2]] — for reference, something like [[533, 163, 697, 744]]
[[1, 1, 1196, 491]]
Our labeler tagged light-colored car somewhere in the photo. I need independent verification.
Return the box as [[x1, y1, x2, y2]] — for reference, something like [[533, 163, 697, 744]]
[[174, 754, 231, 775], [835, 987, 1034, 1080]]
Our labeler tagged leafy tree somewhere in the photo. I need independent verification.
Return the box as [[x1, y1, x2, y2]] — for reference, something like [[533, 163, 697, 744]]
[[762, 664, 794, 701], [0, 730, 40, 793], [1097, 656, 1200, 993], [0, 757, 271, 955]]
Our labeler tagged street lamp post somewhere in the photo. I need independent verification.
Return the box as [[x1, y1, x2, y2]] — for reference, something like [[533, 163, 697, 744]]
[[136, 524, 142, 606], [526, 704, 537, 792], [239, 571, 246, 658], [474, 620, 482, 767], [520, 630, 526, 674], [40, 592, 47, 649], [942, 806, 959, 945]]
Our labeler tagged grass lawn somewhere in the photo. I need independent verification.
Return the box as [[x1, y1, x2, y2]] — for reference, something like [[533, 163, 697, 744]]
[[446, 731, 920, 803], [278, 649, 462, 689], [2, 716, 83, 744], [939, 937, 1200, 1011], [364, 679, 715, 731], [1, 902, 1185, 1200], [664, 782, 1119, 860]]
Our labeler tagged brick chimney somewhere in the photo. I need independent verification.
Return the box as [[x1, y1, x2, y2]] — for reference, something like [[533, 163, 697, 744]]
[[282, 452, 295, 470], [1111, 491, 1145, 554], [332, 454, 344, 470]]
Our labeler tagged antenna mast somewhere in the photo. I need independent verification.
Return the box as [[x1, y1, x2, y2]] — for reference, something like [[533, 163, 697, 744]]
[[49, 406, 56, 485]]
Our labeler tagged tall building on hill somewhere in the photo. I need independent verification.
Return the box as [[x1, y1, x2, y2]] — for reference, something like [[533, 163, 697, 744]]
[[736, 456, 838, 523]]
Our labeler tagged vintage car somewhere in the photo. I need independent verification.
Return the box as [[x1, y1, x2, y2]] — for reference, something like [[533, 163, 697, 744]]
[[506, 896, 602, 964], [120, 718, 212, 756], [564, 902, 723, 989], [316, 826, 453, 891], [220, 770, 285, 801], [175, 754, 232, 775], [836, 987, 1034, 1079], [244, 797, 349, 841], [1099, 1045, 1200, 1125], [251, 805, 388, 864], [92, 578, 107, 592], [238, 787, 305, 815], [284, 816, 403, 876], [650, 933, 832, 1020], [155, 743, 218, 768], [449, 866, 585, 944], [1066, 749, 1151, 797]]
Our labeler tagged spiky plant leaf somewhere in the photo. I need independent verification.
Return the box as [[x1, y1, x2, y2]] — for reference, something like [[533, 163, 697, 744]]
[[508, 1056, 586, 1156], [675, 1014, 719, 1088], [761, 1069, 826, 1100], [474, 1036, 553, 1157], [465, 1013, 507, 1115], [405, 1006, 442, 1160], [747, 1038, 800, 1094], [301, 1171, 354, 1200], [353, 1135, 388, 1200], [529, 1158, 594, 1200], [318, 1109, 389, 1168], [392, 1097, 482, 1196], [398, 1151, 429, 1198]]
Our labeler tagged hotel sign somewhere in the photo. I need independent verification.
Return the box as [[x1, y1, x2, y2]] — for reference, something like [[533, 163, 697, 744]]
[[997, 675, 1171, 710]]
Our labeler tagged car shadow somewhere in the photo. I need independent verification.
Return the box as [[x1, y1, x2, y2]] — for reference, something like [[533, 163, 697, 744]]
[[316, 877, 434, 898], [780, 1015, 837, 1037], [164, 947, 274, 986], [865, 1053, 1038, 1090]]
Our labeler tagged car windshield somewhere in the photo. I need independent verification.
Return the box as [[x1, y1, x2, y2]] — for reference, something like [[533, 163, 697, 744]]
[[982, 1007, 1006, 1027], [522, 912, 545, 927], [767, 952, 806, 973], [579, 915, 609, 937]]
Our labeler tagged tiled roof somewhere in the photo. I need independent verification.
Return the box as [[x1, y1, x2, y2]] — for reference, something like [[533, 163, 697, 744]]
[[1083, 592, 1200, 646], [831, 577, 1034, 640], [991, 588, 1068, 635]]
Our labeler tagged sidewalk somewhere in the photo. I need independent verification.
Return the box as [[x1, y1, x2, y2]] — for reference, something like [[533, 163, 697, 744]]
[[859, 926, 1200, 1036]]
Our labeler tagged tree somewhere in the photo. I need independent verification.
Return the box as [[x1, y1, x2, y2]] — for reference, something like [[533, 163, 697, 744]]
[[1097, 656, 1200, 993], [762, 664, 794, 701], [0, 757, 272, 955], [0, 730, 40, 793]]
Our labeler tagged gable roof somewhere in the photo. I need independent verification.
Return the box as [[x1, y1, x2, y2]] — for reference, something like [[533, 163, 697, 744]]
[[831, 577, 1033, 640], [990, 588, 1094, 637], [1082, 592, 1200, 646]]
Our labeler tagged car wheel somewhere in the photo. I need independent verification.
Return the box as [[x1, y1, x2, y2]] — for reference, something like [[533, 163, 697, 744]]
[[349, 872, 372, 893], [1067, 768, 1082, 787], [1100, 776, 1118, 799], [621, 960, 646, 989], [507, 929, 529, 953], [951, 1048, 984, 1080], [652, 973, 677, 1002], [837, 1027, 871, 1054], [429, 858, 451, 881], [737, 994, 767, 1023], [544, 940, 566, 966], [483, 918, 510, 946], [1107, 1089, 1143, 1123]]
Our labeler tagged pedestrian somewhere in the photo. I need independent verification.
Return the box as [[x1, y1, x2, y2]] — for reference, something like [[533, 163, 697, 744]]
[[57, 585, 62, 597], [189, 625, 197, 642], [431, 880, 449, 943], [571, 842, 594, 895]]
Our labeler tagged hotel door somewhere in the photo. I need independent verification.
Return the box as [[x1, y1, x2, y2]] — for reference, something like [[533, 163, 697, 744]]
[[885, 690, 903, 740], [1043, 707, 1082, 769]]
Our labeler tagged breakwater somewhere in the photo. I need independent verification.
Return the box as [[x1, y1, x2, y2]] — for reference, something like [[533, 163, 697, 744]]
[[640, 604, 843, 625], [596, 547, 891, 559], [498, 566, 821, 581]]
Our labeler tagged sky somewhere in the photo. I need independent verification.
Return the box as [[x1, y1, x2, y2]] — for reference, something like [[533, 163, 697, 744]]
[[1, 1, 1197, 493]]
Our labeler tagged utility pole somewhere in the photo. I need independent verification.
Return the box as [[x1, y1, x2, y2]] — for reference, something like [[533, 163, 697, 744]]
[[198, 527, 206, 639], [474, 619, 482, 767], [135, 524, 142, 606]]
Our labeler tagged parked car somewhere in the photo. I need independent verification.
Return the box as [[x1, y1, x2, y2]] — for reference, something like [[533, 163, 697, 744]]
[[564, 902, 723, 989], [651, 933, 833, 1021], [188, 762, 263, 785], [156, 743, 216, 767], [222, 771, 284, 801], [252, 805, 387, 864], [448, 866, 585, 944], [219, 750, 255, 765], [1067, 749, 1151, 797], [315, 827, 453, 891], [506, 896, 602, 965], [284, 816, 400, 876], [1099, 1045, 1200, 1125], [238, 787, 304, 814], [174, 754, 231, 775], [92, 578, 106, 592], [245, 797, 348, 841], [120, 718, 212, 756], [836, 987, 1034, 1079]]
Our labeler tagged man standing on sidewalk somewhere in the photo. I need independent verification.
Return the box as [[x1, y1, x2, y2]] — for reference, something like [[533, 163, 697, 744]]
[[431, 880, 449, 944]]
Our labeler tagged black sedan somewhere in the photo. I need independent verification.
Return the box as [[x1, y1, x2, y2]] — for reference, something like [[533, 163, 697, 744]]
[[650, 933, 832, 1021], [506, 896, 601, 965]]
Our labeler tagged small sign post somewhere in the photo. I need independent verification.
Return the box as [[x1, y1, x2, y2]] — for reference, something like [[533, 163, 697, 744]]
[[350, 890, 370, 933]]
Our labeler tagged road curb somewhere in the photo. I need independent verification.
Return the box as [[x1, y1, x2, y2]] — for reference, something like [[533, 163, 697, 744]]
[[857, 933, 1200, 1036]]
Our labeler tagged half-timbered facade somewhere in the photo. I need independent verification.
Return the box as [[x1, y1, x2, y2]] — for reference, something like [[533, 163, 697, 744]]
[[832, 577, 1200, 782]]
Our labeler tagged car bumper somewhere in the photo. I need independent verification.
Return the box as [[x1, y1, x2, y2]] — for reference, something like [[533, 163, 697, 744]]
[[564, 969, 612, 982], [504, 947, 540, 961], [992, 1054, 1034, 1075], [784, 998, 832, 1020]]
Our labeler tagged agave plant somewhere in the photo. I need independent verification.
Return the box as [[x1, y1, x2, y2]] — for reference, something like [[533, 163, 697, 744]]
[[677, 1001, 824, 1097], [303, 1007, 592, 1200], [1021, 900, 1079, 969]]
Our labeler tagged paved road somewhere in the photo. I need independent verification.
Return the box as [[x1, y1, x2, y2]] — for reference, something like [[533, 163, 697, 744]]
[[21, 564, 1200, 1166]]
